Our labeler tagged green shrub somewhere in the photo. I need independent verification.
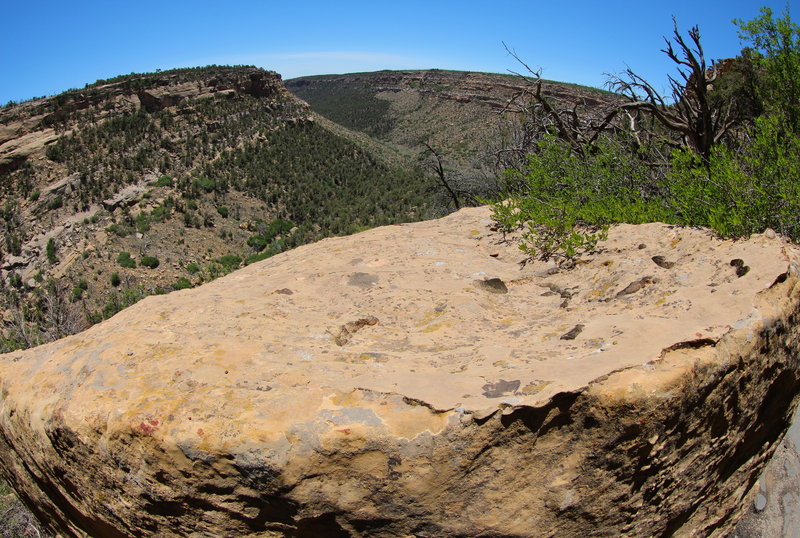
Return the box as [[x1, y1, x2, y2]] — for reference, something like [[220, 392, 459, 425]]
[[173, 277, 193, 290], [107, 223, 134, 237], [47, 195, 63, 211], [245, 251, 275, 265], [247, 234, 268, 252], [182, 211, 198, 228], [135, 212, 150, 234], [89, 286, 148, 324], [140, 256, 160, 269], [117, 251, 136, 268], [46, 238, 58, 264], [491, 136, 664, 262], [29, 190, 40, 202], [195, 177, 216, 193], [70, 287, 84, 302], [216, 206, 229, 218], [186, 262, 200, 274], [149, 175, 173, 187], [110, 272, 121, 287], [214, 255, 241, 271], [151, 205, 171, 222], [667, 115, 800, 239]]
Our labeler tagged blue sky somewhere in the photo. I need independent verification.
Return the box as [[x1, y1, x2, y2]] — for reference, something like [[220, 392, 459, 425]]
[[1, 0, 797, 104]]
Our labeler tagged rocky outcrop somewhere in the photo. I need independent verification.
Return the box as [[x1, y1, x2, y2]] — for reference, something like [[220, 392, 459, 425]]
[[0, 207, 799, 536], [0, 67, 297, 170]]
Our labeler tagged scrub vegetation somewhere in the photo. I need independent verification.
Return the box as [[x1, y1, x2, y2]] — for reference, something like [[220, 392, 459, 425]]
[[492, 8, 800, 263]]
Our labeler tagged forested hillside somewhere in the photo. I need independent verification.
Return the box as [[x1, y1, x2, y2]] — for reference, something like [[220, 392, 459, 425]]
[[0, 66, 430, 351], [286, 70, 621, 201]]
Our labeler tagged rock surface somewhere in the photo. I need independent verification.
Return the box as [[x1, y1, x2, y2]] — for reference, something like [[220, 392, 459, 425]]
[[1, 206, 800, 536], [732, 405, 800, 537]]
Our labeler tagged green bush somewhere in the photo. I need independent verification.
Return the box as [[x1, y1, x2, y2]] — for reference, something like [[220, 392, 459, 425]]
[[214, 254, 241, 271], [89, 286, 148, 324], [110, 272, 121, 287], [149, 175, 173, 187], [46, 238, 58, 264], [494, 117, 800, 253], [107, 223, 134, 237], [736, 6, 800, 133], [47, 195, 63, 211], [117, 251, 136, 268], [140, 256, 160, 269], [247, 234, 268, 252], [135, 212, 150, 234], [245, 250, 275, 265], [491, 135, 665, 262], [173, 277, 193, 290], [70, 287, 84, 302], [186, 262, 200, 274], [216, 206, 229, 218], [151, 205, 171, 222], [195, 177, 216, 193], [668, 115, 800, 239]]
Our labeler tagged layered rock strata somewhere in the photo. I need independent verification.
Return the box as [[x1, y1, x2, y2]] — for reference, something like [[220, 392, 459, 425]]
[[1, 207, 799, 536]]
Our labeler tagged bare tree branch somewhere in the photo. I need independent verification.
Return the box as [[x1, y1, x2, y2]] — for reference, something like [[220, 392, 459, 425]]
[[423, 143, 461, 210], [501, 42, 622, 158], [606, 19, 737, 160]]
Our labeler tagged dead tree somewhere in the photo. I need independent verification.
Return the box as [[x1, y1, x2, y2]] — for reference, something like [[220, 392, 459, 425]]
[[607, 20, 738, 161], [423, 143, 461, 210], [496, 44, 624, 171]]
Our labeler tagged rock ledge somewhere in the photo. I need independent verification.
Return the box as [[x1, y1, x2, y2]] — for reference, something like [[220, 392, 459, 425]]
[[1, 207, 799, 536]]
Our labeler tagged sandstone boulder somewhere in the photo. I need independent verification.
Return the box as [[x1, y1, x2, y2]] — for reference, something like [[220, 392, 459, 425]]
[[1, 207, 799, 536]]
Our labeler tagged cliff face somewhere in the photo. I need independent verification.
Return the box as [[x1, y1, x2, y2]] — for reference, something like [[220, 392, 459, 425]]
[[0, 207, 798, 536]]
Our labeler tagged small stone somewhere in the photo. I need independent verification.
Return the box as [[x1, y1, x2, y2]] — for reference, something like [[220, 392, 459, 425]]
[[764, 228, 777, 239], [616, 276, 656, 297], [651, 256, 675, 269], [331, 316, 379, 346], [473, 278, 508, 294], [560, 324, 585, 340], [638, 243, 647, 250], [536, 266, 560, 277], [275, 288, 293, 295], [755, 493, 767, 512]]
